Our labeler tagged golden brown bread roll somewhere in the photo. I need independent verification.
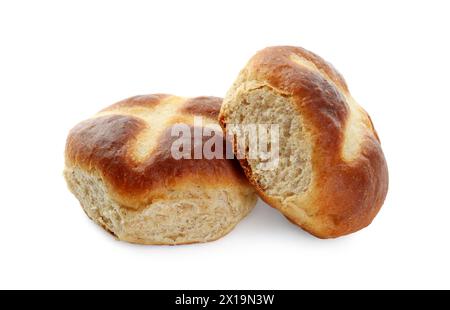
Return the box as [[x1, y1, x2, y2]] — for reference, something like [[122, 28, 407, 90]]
[[64, 94, 257, 245], [219, 46, 388, 238]]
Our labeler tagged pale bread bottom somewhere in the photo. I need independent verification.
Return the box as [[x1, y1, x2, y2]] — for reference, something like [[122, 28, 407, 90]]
[[64, 166, 257, 245]]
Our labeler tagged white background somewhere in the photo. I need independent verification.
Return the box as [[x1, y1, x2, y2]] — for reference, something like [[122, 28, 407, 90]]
[[0, 0, 449, 289]]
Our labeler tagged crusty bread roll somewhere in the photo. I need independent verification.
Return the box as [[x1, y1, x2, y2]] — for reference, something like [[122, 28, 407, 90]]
[[219, 46, 388, 238], [64, 94, 257, 245]]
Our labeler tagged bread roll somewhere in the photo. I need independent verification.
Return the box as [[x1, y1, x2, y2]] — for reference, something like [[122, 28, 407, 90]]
[[64, 94, 257, 245], [219, 46, 388, 238]]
